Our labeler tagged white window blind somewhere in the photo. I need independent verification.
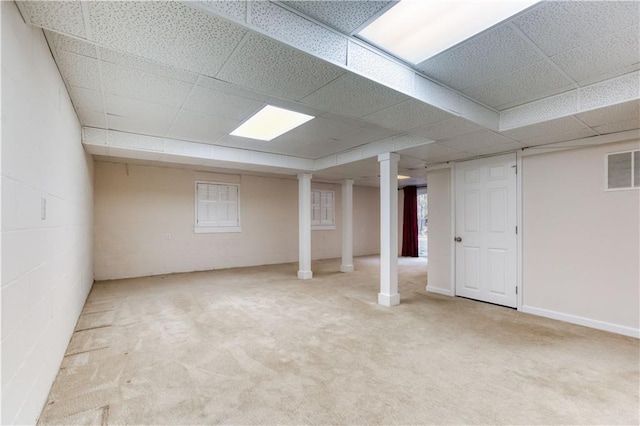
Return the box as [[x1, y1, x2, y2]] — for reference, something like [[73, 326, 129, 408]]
[[311, 189, 335, 230], [195, 182, 241, 233], [606, 150, 640, 191]]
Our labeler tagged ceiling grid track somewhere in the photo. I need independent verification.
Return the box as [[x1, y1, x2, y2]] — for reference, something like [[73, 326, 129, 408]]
[[15, 0, 640, 184], [507, 22, 580, 90]]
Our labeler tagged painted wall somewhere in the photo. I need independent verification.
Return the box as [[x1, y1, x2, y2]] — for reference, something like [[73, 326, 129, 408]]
[[522, 139, 640, 335], [425, 169, 452, 294], [1, 2, 95, 424], [94, 162, 380, 280], [424, 140, 639, 336]]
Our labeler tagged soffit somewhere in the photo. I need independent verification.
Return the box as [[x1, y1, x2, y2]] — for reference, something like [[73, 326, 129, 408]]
[[16, 0, 640, 179]]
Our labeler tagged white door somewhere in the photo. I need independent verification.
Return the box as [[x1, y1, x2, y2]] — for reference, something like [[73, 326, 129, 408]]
[[455, 154, 517, 308]]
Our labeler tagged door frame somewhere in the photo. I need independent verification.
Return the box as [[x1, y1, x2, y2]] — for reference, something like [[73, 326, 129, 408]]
[[449, 151, 524, 311]]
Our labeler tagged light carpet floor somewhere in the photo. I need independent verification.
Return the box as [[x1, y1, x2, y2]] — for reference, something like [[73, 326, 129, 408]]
[[38, 256, 639, 425]]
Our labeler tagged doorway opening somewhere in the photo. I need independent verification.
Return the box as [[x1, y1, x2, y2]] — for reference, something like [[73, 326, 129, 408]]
[[417, 189, 427, 258]]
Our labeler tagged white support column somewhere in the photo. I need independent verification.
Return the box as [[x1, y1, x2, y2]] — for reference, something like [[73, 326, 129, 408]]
[[378, 153, 400, 306], [340, 179, 354, 273], [298, 173, 313, 279]]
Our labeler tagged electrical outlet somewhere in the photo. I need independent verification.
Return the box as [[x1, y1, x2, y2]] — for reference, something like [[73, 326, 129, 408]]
[[41, 197, 46, 220]]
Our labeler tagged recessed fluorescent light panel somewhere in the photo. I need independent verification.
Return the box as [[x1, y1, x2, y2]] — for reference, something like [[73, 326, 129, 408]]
[[358, 0, 539, 64], [230, 105, 314, 141], [397, 175, 411, 180]]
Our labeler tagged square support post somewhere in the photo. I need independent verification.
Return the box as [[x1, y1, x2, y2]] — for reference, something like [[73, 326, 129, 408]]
[[340, 179, 354, 273], [378, 153, 400, 306], [298, 173, 313, 279]]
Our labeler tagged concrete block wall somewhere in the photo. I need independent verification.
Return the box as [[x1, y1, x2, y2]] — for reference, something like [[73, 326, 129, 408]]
[[1, 2, 94, 423], [94, 161, 380, 281]]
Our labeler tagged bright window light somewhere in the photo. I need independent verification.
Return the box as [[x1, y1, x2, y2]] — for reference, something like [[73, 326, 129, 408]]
[[398, 175, 411, 180], [358, 0, 539, 64], [230, 105, 314, 141]]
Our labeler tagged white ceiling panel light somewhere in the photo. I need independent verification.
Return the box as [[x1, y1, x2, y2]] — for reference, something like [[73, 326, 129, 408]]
[[230, 105, 314, 141], [358, 0, 540, 64]]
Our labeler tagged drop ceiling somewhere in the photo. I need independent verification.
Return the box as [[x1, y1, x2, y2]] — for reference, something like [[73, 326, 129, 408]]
[[15, 0, 640, 186]]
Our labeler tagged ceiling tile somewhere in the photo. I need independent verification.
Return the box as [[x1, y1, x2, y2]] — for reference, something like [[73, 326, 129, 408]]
[[20, 1, 86, 38], [501, 116, 589, 141], [88, 1, 246, 76], [438, 131, 517, 153], [281, 1, 395, 34], [216, 33, 345, 100], [462, 61, 575, 110], [106, 94, 179, 129], [408, 118, 485, 142], [400, 143, 469, 165], [77, 110, 106, 128], [300, 73, 407, 117], [107, 115, 171, 139], [417, 24, 545, 91], [400, 142, 463, 161], [67, 86, 104, 113], [188, 0, 247, 22], [54, 50, 102, 91], [182, 86, 264, 121], [362, 99, 452, 131], [100, 49, 198, 84], [519, 127, 598, 147], [575, 100, 640, 127], [267, 115, 399, 159], [166, 110, 239, 144], [593, 119, 640, 135], [251, 1, 348, 65], [551, 25, 640, 85], [398, 155, 426, 170], [315, 157, 380, 180], [512, 1, 638, 57], [195, 76, 268, 102], [470, 141, 526, 156], [44, 31, 97, 58], [101, 62, 193, 108]]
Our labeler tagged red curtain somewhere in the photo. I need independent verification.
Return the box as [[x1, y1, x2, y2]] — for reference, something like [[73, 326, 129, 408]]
[[402, 186, 419, 257]]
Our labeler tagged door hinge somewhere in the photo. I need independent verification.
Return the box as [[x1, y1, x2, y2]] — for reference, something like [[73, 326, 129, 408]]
[[511, 164, 518, 174], [515, 286, 518, 295], [515, 226, 518, 234]]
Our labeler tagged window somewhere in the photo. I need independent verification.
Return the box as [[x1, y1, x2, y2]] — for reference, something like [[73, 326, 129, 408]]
[[194, 182, 241, 233], [606, 150, 640, 191], [311, 189, 335, 230]]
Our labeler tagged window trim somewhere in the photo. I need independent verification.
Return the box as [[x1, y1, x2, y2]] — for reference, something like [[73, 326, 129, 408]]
[[604, 149, 639, 192], [311, 188, 336, 231], [194, 181, 242, 234]]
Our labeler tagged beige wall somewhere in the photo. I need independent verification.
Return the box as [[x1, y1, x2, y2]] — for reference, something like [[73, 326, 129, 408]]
[[425, 168, 452, 294], [522, 139, 640, 334], [94, 162, 380, 280], [424, 140, 640, 335], [1, 2, 94, 423]]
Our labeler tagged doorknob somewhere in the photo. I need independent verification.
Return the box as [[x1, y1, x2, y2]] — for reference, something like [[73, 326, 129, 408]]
[[454, 237, 462, 242]]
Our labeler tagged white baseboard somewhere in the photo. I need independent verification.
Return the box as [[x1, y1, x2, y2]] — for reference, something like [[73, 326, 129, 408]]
[[521, 305, 639, 339], [426, 286, 453, 297]]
